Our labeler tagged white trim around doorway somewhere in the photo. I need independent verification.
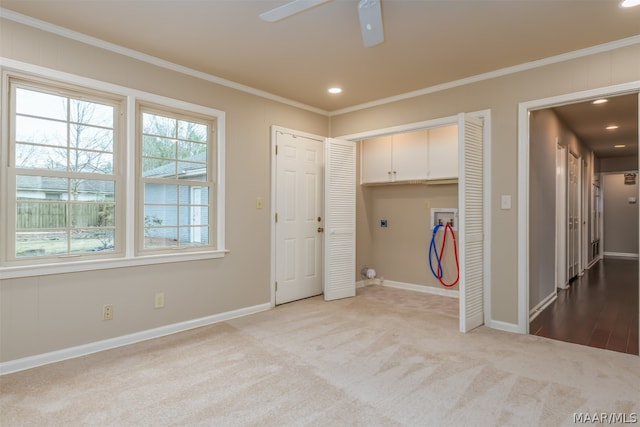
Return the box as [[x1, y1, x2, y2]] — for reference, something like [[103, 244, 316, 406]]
[[517, 80, 640, 334]]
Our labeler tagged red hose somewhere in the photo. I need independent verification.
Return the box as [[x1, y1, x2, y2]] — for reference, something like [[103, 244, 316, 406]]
[[437, 223, 460, 287]]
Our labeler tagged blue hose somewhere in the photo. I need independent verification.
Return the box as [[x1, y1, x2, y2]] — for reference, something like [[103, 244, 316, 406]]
[[429, 224, 443, 279]]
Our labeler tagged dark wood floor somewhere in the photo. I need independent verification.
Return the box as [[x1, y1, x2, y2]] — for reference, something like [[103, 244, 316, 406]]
[[530, 258, 639, 355]]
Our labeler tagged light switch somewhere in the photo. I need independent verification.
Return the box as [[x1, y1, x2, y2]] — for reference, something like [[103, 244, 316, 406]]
[[256, 197, 263, 209], [501, 195, 511, 210]]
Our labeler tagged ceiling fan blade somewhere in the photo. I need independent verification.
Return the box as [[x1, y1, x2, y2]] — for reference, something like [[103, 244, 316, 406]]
[[260, 0, 331, 23], [358, 0, 384, 47]]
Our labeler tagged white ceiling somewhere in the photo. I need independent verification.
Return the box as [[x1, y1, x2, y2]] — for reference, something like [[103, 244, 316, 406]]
[[1, 0, 639, 156]]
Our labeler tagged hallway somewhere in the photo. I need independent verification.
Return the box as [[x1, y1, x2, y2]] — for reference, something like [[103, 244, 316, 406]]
[[530, 258, 639, 355]]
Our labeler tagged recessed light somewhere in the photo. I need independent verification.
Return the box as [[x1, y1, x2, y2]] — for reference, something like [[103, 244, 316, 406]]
[[592, 99, 608, 105], [328, 87, 342, 94], [614, 144, 626, 148], [621, 0, 640, 7], [606, 125, 619, 130]]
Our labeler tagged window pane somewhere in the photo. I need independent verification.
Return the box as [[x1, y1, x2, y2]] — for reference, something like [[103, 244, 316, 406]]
[[16, 144, 68, 170], [177, 161, 207, 180], [143, 112, 176, 138], [16, 88, 67, 121], [178, 140, 207, 161], [17, 175, 68, 199], [143, 136, 177, 160], [70, 150, 114, 174], [144, 205, 177, 227], [71, 203, 115, 227], [71, 229, 115, 253], [180, 186, 209, 205], [16, 116, 67, 146], [179, 206, 209, 226], [144, 227, 178, 249], [16, 231, 68, 257], [179, 227, 209, 246], [143, 158, 176, 178], [145, 183, 178, 204], [71, 125, 114, 152], [70, 99, 114, 127], [16, 202, 67, 229], [70, 179, 114, 201], [177, 120, 207, 142]]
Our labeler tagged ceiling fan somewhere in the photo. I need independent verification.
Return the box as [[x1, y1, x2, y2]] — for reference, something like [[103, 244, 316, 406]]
[[259, 0, 384, 48]]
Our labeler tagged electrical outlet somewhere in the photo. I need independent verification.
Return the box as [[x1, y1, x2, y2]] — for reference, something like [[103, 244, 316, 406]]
[[102, 304, 113, 321], [155, 292, 165, 309]]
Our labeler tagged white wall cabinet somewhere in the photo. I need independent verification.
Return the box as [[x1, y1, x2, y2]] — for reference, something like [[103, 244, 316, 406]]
[[427, 125, 458, 180], [360, 125, 457, 184]]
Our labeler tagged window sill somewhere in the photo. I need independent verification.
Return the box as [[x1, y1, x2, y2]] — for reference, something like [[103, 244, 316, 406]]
[[0, 249, 230, 280]]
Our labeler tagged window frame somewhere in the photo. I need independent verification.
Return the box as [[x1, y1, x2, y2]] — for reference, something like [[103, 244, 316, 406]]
[[0, 66, 227, 280], [136, 103, 217, 255], [5, 76, 126, 265]]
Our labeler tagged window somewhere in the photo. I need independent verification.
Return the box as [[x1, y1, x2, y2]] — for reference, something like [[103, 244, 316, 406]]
[[138, 106, 216, 253], [1, 70, 225, 276], [6, 78, 123, 263]]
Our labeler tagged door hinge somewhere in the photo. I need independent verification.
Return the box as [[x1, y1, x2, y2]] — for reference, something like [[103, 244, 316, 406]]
[[275, 281, 278, 291], [275, 212, 278, 222], [275, 145, 278, 155]]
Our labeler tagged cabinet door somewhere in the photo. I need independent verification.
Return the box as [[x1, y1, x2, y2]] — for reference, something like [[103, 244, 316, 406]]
[[361, 135, 392, 183], [428, 125, 458, 179], [392, 129, 429, 181]]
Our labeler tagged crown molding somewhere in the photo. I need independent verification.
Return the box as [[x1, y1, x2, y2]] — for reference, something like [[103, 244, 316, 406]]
[[329, 35, 640, 116]]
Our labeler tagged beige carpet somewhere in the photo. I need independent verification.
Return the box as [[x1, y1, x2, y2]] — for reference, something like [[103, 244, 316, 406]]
[[1, 285, 638, 426]]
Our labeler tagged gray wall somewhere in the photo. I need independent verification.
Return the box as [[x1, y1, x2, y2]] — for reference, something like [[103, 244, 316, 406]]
[[603, 173, 639, 256], [600, 156, 640, 173]]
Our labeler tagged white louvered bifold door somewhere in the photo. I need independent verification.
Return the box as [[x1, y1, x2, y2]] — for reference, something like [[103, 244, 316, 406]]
[[458, 114, 485, 332], [324, 138, 356, 301]]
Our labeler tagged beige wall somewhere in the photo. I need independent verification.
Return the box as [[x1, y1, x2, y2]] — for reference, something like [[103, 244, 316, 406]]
[[0, 19, 328, 362], [358, 183, 459, 289], [332, 44, 640, 324]]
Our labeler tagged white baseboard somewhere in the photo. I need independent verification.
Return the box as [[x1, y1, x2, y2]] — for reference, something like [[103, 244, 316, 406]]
[[529, 292, 557, 322], [586, 255, 601, 269], [484, 319, 521, 334], [0, 302, 271, 375], [603, 252, 639, 259], [382, 280, 459, 298], [356, 278, 382, 288]]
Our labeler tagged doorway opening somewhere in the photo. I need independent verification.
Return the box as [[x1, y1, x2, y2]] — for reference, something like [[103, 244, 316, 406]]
[[519, 84, 639, 355]]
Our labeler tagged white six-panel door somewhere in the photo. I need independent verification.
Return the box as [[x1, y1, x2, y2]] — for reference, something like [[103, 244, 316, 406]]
[[275, 131, 324, 304]]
